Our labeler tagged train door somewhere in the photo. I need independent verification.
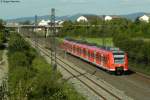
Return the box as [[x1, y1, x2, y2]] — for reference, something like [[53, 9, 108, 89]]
[[70, 43, 73, 53], [77, 46, 79, 56], [67, 43, 70, 52], [79, 46, 82, 57], [88, 50, 91, 61], [65, 42, 68, 51], [73, 45, 76, 54], [80, 47, 84, 58], [109, 53, 115, 70], [96, 52, 100, 65], [88, 49, 94, 63], [68, 43, 71, 52], [75, 45, 78, 55], [106, 54, 111, 70], [100, 53, 104, 67], [83, 48, 87, 59], [103, 55, 108, 68]]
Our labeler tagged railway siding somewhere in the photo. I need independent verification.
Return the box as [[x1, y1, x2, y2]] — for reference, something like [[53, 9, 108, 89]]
[[25, 36, 133, 100]]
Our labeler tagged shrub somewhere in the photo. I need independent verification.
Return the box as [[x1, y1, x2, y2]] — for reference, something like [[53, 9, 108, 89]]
[[9, 52, 30, 68], [8, 33, 29, 53]]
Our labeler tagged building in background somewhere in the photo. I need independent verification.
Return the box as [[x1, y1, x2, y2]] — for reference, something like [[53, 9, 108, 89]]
[[104, 15, 121, 21], [38, 20, 50, 26], [77, 15, 103, 23], [77, 16, 88, 22], [139, 15, 150, 23], [104, 16, 112, 21]]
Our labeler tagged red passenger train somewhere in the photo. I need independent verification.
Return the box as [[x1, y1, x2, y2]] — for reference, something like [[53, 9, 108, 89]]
[[62, 39, 128, 75]]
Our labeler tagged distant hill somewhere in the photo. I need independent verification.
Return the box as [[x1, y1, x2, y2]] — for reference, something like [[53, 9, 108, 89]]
[[6, 13, 96, 23], [6, 12, 150, 23], [7, 15, 70, 23]]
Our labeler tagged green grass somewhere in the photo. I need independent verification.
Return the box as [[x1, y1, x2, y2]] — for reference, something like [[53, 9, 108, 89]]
[[85, 38, 114, 47], [58, 37, 114, 47]]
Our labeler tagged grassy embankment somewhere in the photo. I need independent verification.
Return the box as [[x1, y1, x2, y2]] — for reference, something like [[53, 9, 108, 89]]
[[8, 33, 85, 100]]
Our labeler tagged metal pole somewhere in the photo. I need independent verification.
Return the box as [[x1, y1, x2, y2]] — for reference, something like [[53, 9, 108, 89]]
[[102, 15, 106, 48], [34, 15, 38, 48], [51, 8, 57, 70]]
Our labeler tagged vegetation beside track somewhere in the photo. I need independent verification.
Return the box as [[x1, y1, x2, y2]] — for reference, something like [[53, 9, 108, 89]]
[[8, 33, 85, 100]]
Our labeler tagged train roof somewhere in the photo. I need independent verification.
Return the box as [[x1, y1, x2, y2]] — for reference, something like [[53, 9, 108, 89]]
[[64, 38, 124, 53]]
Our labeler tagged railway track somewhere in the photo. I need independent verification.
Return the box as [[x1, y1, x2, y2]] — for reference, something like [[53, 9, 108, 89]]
[[25, 36, 124, 100]]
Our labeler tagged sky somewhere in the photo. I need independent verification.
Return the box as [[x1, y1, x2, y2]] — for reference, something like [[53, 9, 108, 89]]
[[0, 0, 150, 19]]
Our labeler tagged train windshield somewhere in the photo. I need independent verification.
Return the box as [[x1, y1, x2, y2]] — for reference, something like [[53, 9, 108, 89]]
[[113, 52, 125, 64]]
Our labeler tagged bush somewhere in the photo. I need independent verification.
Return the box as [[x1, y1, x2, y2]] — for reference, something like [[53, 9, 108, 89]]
[[8, 52, 30, 68], [27, 57, 85, 100], [0, 32, 5, 47], [8, 33, 30, 53]]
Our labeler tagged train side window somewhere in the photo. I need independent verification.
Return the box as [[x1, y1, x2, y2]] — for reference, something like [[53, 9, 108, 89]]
[[71, 45, 72, 51], [104, 57, 106, 63], [99, 54, 102, 62], [81, 48, 83, 55], [79, 48, 81, 55], [83, 49, 85, 55], [100, 55, 103, 62], [96, 53, 99, 60], [78, 47, 80, 55], [73, 46, 75, 52], [91, 52, 94, 58]]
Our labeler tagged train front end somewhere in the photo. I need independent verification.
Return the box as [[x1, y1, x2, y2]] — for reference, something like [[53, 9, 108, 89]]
[[112, 49, 128, 75]]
